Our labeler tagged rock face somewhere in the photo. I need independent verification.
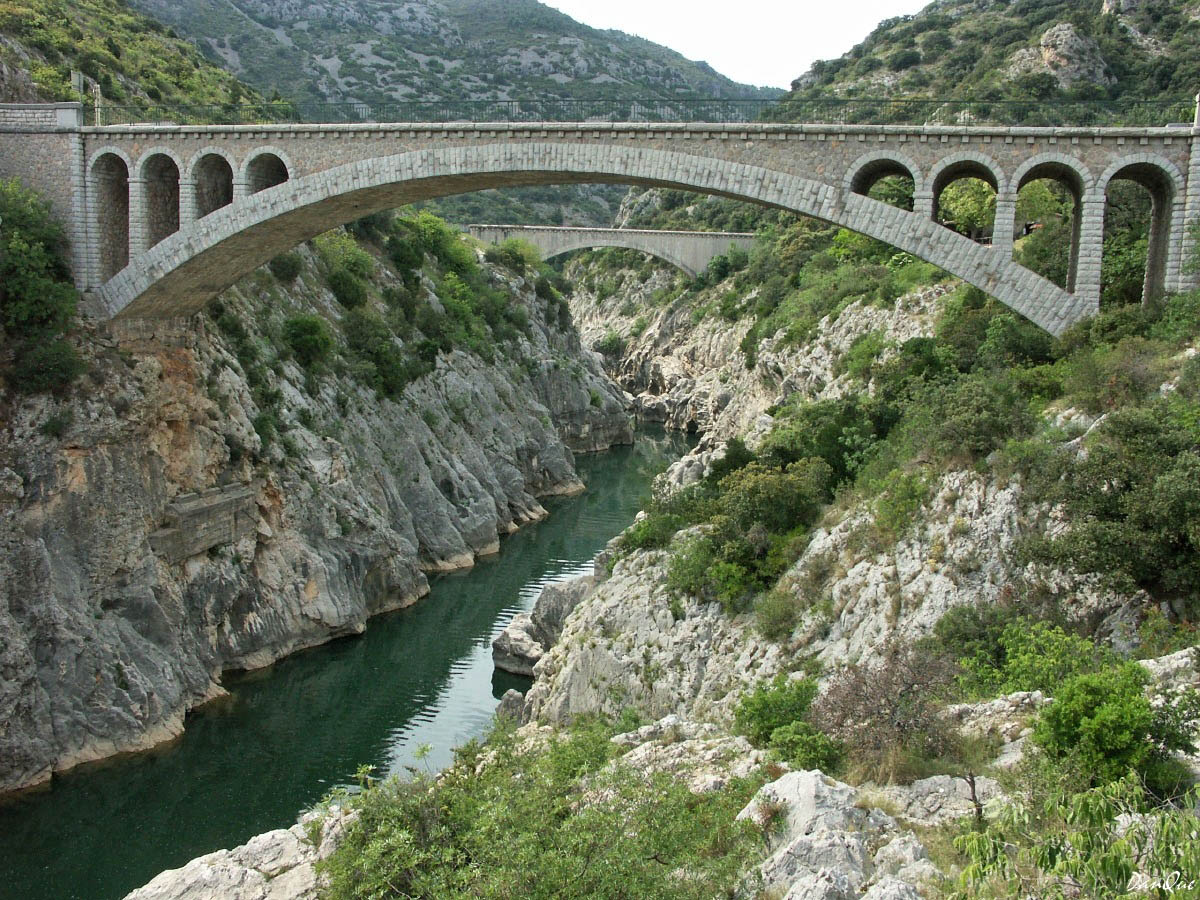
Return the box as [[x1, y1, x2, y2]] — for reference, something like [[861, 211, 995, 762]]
[[492, 575, 594, 675], [123, 808, 351, 900], [569, 255, 948, 445], [737, 771, 940, 899], [0, 245, 631, 794], [521, 548, 786, 727], [1007, 23, 1114, 88]]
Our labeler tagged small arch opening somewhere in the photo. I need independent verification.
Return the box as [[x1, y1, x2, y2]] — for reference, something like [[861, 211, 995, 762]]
[[194, 153, 234, 218], [1014, 163, 1085, 291], [933, 161, 999, 244], [850, 159, 915, 210], [246, 153, 289, 194], [91, 153, 129, 281], [143, 153, 180, 249], [1103, 163, 1175, 306]]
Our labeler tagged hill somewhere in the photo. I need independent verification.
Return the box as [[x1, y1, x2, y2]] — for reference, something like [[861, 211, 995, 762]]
[[124, 0, 777, 108], [0, 0, 254, 106], [787, 0, 1198, 109]]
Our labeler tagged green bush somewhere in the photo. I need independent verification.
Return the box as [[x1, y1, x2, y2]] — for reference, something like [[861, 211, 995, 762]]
[[0, 179, 82, 393], [754, 589, 800, 641], [11, 339, 86, 394], [267, 251, 303, 283], [318, 718, 759, 900], [1029, 404, 1200, 598], [717, 459, 831, 535], [593, 330, 627, 357], [952, 778, 1200, 899], [1033, 663, 1199, 794], [386, 233, 424, 272], [0, 178, 76, 337], [836, 330, 889, 379], [327, 266, 368, 308], [733, 675, 818, 747], [768, 722, 843, 772], [957, 620, 1115, 699], [620, 512, 686, 552], [283, 314, 333, 368], [921, 372, 1038, 461], [314, 230, 374, 279], [1063, 336, 1164, 413]]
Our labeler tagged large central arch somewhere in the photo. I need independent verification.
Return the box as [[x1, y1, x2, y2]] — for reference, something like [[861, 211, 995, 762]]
[[94, 143, 1082, 333]]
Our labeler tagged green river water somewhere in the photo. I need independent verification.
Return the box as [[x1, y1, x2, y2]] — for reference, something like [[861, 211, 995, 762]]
[[0, 429, 690, 900]]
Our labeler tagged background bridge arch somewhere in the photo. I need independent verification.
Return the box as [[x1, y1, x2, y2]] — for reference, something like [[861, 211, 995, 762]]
[[466, 225, 757, 278], [96, 142, 1085, 333]]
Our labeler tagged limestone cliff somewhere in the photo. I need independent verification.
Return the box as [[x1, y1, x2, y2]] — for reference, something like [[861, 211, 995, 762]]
[[0, 241, 630, 795]]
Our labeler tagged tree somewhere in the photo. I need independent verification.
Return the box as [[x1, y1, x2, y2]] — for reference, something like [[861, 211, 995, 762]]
[[283, 315, 333, 368], [953, 778, 1200, 899], [938, 178, 996, 241]]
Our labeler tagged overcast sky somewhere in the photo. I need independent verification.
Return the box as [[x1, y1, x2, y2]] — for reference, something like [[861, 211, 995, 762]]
[[540, 0, 932, 89]]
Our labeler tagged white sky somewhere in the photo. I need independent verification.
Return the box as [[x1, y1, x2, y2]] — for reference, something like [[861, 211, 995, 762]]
[[540, 0, 932, 89]]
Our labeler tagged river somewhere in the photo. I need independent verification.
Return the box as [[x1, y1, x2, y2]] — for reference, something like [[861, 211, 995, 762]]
[[0, 429, 690, 900]]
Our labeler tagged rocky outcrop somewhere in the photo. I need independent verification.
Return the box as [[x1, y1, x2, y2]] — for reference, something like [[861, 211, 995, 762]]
[[521, 548, 785, 727], [1007, 23, 1115, 89], [0, 243, 630, 794], [492, 575, 593, 674], [737, 771, 941, 899], [611, 714, 768, 793], [569, 256, 949, 445], [123, 808, 351, 900]]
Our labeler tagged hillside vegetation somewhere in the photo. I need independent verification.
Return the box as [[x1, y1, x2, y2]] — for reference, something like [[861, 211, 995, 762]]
[[788, 0, 1198, 109], [0, 0, 254, 105]]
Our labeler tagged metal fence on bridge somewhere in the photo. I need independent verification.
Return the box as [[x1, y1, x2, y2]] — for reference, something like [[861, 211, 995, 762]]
[[83, 97, 1198, 128]]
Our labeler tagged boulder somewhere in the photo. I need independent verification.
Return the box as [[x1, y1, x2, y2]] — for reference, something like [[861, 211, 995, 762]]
[[492, 614, 544, 676]]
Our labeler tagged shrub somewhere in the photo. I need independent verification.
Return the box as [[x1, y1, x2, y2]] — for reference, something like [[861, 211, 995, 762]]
[[620, 512, 685, 552], [1063, 336, 1164, 413], [921, 372, 1038, 461], [733, 675, 818, 747], [326, 266, 367, 308], [11, 339, 85, 394], [267, 251, 303, 283], [40, 409, 73, 438], [952, 778, 1200, 899], [0, 179, 82, 391], [716, 459, 831, 535], [836, 330, 889, 379], [593, 330, 627, 358], [1033, 663, 1200, 794], [887, 48, 922, 70], [386, 233, 424, 272], [754, 589, 800, 641], [1030, 404, 1200, 598], [318, 718, 759, 899], [768, 722, 843, 773], [957, 620, 1116, 699], [812, 642, 958, 782], [314, 230, 374, 279], [871, 469, 929, 541], [283, 314, 333, 368]]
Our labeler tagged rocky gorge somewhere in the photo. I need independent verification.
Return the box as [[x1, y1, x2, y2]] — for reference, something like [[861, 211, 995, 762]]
[[0, 235, 630, 797], [129, 235, 1200, 897]]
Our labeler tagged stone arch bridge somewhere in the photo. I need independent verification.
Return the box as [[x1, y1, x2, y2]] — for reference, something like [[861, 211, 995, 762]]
[[465, 224, 757, 278], [2, 102, 1199, 335]]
